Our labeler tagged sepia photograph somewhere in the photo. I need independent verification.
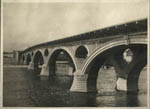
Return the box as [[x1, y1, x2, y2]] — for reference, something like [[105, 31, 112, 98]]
[[1, 0, 149, 108]]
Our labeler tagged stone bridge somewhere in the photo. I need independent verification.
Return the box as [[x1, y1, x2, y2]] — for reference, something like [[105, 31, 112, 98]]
[[20, 18, 147, 92]]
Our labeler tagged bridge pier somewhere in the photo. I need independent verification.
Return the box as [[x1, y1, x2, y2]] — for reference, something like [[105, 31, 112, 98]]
[[28, 62, 34, 70], [70, 70, 88, 92], [23, 60, 27, 65], [40, 64, 49, 76], [20, 59, 24, 65], [116, 77, 127, 91]]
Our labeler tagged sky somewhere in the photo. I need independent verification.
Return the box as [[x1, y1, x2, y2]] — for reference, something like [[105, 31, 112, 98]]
[[3, 0, 148, 52]]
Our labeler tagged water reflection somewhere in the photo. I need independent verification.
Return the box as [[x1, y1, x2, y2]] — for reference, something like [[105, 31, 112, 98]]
[[126, 92, 139, 107], [95, 91, 147, 107], [23, 69, 147, 107], [4, 67, 147, 107]]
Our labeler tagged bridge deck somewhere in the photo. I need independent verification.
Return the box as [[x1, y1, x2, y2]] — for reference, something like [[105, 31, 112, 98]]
[[22, 18, 147, 53]]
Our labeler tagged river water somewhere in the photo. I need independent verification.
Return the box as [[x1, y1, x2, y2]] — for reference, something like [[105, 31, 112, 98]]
[[3, 64, 147, 107]]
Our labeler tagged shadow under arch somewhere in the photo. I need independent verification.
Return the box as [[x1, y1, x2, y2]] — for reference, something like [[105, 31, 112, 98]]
[[47, 48, 77, 90], [33, 50, 44, 75], [81, 38, 147, 92], [22, 55, 25, 64], [26, 54, 31, 65], [48, 48, 76, 76]]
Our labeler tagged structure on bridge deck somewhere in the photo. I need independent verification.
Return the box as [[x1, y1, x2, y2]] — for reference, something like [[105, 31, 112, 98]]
[[20, 18, 147, 93]]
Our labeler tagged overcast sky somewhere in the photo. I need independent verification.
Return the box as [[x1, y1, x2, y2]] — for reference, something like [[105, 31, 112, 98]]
[[3, 1, 148, 52]]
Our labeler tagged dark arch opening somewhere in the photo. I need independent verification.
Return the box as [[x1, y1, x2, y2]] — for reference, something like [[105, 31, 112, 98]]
[[22, 55, 25, 64], [33, 51, 44, 75], [48, 49, 76, 90], [26, 54, 31, 65], [75, 46, 88, 58], [84, 44, 147, 94], [48, 49, 76, 76]]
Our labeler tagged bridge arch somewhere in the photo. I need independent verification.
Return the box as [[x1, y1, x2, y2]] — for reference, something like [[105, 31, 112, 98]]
[[22, 55, 25, 64], [75, 45, 89, 58], [82, 38, 147, 74], [81, 38, 147, 92], [31, 52, 34, 56], [26, 53, 31, 65], [33, 50, 44, 74], [47, 47, 77, 75]]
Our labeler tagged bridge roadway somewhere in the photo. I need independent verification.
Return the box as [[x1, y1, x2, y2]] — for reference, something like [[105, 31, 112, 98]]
[[20, 18, 147, 92]]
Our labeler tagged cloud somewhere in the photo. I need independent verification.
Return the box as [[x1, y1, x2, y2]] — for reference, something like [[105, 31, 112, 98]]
[[3, 2, 148, 52]]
